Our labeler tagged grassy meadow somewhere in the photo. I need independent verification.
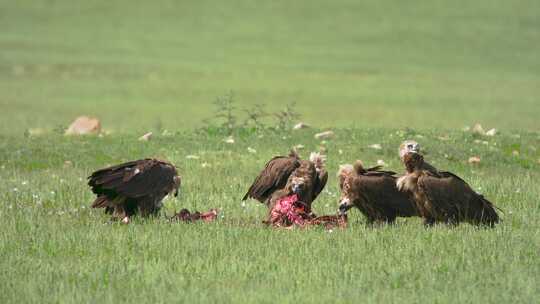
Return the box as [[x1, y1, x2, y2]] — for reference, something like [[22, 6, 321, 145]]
[[1, 0, 540, 133], [1, 1, 540, 303]]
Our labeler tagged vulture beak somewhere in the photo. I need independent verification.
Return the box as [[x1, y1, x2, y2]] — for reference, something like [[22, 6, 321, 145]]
[[292, 184, 301, 194], [338, 198, 352, 215], [408, 143, 420, 154]]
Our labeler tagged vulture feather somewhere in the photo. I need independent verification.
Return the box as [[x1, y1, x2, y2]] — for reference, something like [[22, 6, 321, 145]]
[[398, 152, 499, 227], [338, 161, 417, 224], [88, 158, 180, 223]]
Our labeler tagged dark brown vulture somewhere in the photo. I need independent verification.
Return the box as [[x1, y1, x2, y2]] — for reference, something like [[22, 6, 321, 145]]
[[399, 140, 439, 174], [242, 150, 328, 208], [337, 161, 417, 224], [398, 152, 499, 226], [88, 159, 181, 223]]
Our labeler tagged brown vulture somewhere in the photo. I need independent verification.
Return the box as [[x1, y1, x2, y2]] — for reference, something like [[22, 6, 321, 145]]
[[399, 140, 439, 174], [88, 159, 181, 223], [242, 150, 328, 207], [398, 152, 499, 227], [337, 161, 417, 224]]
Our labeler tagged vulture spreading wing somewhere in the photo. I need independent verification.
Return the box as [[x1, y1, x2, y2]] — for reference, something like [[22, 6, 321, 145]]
[[88, 159, 180, 223], [400, 152, 499, 226], [338, 161, 417, 224], [244, 150, 328, 228], [242, 150, 301, 204]]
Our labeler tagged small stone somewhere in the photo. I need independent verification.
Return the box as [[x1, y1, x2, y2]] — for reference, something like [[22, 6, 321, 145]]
[[186, 155, 200, 160], [201, 162, 211, 168], [293, 122, 310, 130], [338, 149, 343, 155], [512, 150, 519, 156], [247, 147, 257, 154], [224, 136, 235, 144], [138, 132, 152, 141], [314, 131, 335, 140], [63, 160, 73, 168], [294, 144, 305, 150], [368, 144, 382, 150], [65, 116, 101, 135], [468, 156, 481, 164], [377, 159, 387, 166], [486, 129, 497, 136], [471, 123, 485, 135]]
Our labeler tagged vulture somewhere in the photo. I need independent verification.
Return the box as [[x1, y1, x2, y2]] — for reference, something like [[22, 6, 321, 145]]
[[337, 161, 417, 224], [88, 159, 181, 223], [399, 140, 439, 174], [242, 150, 328, 208], [397, 152, 499, 226], [242, 150, 328, 225]]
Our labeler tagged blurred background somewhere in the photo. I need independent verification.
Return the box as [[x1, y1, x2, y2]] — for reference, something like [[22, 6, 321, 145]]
[[1, 0, 539, 134]]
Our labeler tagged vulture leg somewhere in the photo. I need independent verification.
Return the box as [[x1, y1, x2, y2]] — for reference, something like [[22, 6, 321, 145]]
[[385, 215, 397, 224], [137, 198, 157, 218], [423, 217, 436, 227]]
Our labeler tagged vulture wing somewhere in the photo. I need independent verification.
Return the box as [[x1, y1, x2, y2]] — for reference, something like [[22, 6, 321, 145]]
[[242, 155, 300, 203], [89, 159, 179, 200], [421, 171, 499, 225], [312, 169, 328, 202]]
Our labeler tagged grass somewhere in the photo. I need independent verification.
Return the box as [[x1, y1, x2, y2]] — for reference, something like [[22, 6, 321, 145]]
[[1, 0, 540, 303], [1, 0, 540, 134], [1, 129, 539, 303]]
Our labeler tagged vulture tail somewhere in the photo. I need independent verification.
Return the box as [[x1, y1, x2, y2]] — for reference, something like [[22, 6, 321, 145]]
[[474, 195, 500, 227]]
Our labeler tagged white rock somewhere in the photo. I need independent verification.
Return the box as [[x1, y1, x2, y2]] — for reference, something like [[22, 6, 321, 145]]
[[486, 128, 497, 136], [138, 132, 153, 141], [314, 131, 335, 140], [293, 122, 310, 130], [377, 159, 387, 166], [368, 144, 382, 150], [247, 147, 257, 154], [186, 155, 200, 160], [224, 136, 235, 144]]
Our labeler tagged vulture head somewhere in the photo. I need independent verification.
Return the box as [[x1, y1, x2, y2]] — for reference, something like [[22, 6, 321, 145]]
[[399, 140, 420, 161], [290, 176, 307, 194], [337, 161, 364, 215]]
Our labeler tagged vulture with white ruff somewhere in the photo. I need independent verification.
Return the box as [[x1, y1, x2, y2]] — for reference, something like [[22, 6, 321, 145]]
[[88, 159, 181, 223], [338, 161, 417, 224]]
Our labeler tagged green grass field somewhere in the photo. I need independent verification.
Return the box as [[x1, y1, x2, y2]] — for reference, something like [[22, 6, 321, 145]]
[[1, 1, 540, 303], [1, 0, 540, 133]]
